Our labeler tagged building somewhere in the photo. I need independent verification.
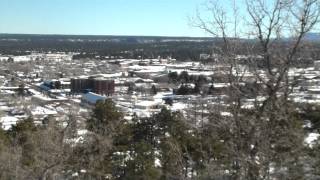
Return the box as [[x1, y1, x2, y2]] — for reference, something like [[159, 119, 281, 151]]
[[81, 92, 107, 106], [93, 78, 115, 96], [71, 77, 94, 93], [71, 76, 115, 96]]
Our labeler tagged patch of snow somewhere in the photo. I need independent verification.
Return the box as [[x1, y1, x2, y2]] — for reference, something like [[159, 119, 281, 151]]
[[31, 106, 57, 116], [305, 133, 320, 147], [0, 116, 19, 130]]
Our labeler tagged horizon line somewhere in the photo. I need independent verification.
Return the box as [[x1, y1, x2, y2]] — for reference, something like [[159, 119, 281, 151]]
[[0, 32, 214, 39]]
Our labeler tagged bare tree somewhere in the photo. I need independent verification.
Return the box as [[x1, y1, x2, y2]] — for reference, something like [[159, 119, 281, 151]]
[[191, 0, 320, 179]]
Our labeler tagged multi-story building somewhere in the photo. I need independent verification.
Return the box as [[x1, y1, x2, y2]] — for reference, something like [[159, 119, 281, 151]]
[[71, 76, 115, 96]]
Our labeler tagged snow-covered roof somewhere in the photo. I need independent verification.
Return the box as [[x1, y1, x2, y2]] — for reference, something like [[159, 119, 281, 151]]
[[82, 92, 106, 104], [169, 102, 187, 111], [129, 65, 166, 72], [135, 100, 160, 108]]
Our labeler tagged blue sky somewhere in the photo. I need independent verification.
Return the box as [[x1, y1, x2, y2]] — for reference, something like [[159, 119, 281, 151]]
[[0, 0, 209, 37]]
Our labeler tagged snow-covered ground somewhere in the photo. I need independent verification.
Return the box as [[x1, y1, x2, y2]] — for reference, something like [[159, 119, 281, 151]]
[[0, 116, 20, 130]]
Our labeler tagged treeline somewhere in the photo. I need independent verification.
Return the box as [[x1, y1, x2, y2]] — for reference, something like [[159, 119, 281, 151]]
[[168, 71, 211, 95], [1, 34, 320, 63], [1, 99, 320, 179], [0, 34, 215, 61]]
